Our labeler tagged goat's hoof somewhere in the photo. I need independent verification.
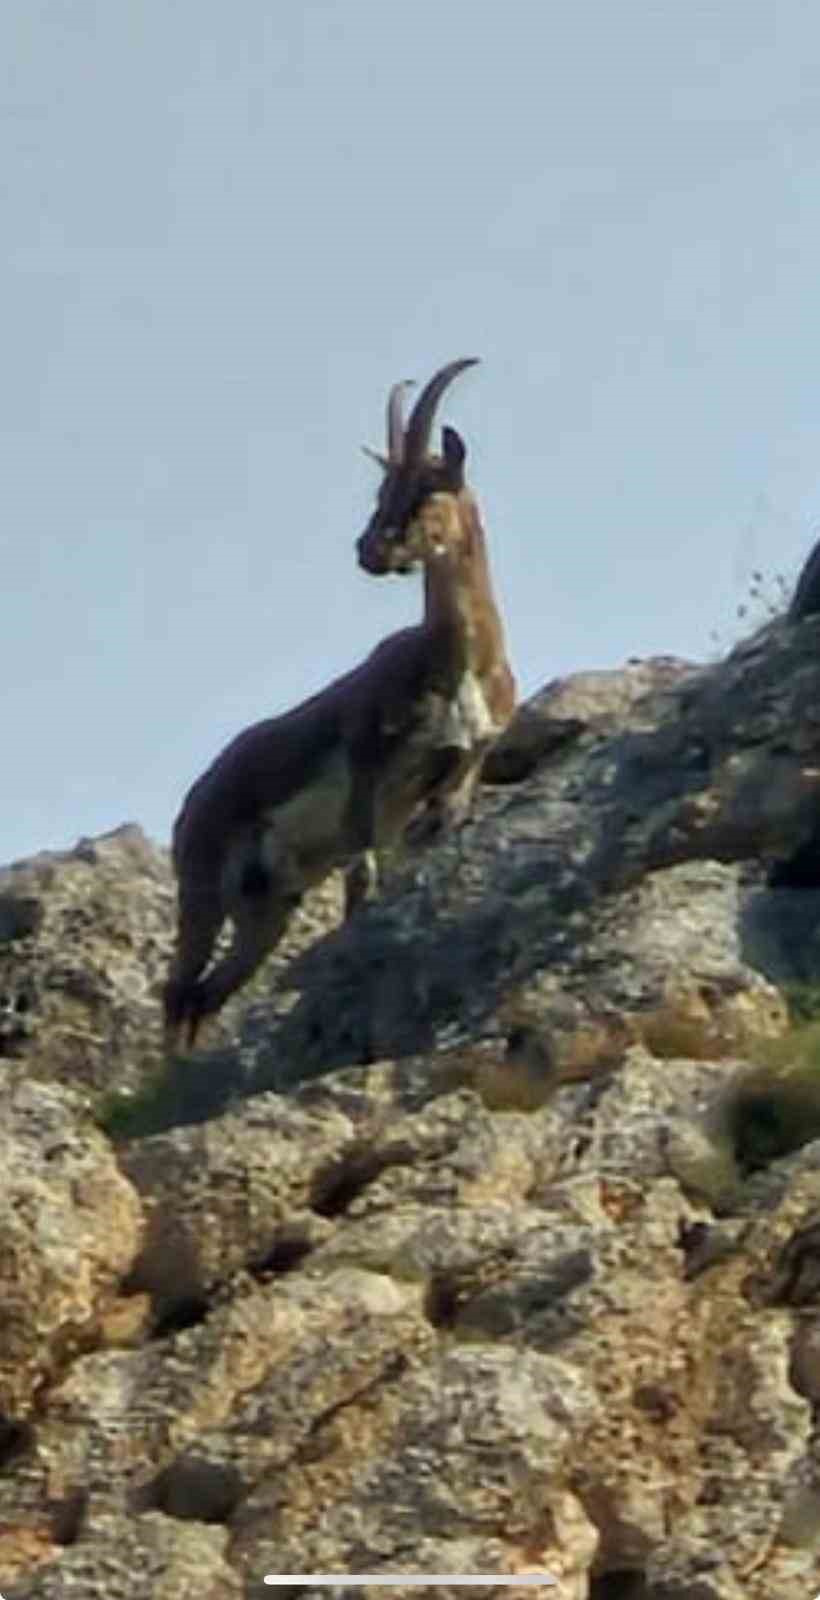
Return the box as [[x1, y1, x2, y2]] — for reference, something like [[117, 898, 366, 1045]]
[[405, 809, 446, 850], [163, 980, 207, 1053]]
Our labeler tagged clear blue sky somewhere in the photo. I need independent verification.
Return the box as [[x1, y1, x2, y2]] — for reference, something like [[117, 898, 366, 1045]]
[[4, 0, 820, 862]]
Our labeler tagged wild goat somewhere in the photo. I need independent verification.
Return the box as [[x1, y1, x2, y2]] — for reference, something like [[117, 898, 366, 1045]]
[[164, 358, 517, 1047], [789, 537, 820, 621]]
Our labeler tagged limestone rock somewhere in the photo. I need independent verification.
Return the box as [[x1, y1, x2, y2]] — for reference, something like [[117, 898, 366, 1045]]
[[4, 1511, 241, 1598], [5, 624, 820, 1595], [0, 822, 346, 1102], [483, 656, 695, 783], [119, 1093, 354, 1324], [0, 1076, 143, 1418]]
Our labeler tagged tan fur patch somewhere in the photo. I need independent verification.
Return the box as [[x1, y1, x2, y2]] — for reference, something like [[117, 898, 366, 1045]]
[[405, 492, 463, 561]]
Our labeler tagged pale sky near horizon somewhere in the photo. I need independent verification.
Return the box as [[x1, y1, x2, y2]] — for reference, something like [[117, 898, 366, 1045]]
[[4, 0, 820, 864]]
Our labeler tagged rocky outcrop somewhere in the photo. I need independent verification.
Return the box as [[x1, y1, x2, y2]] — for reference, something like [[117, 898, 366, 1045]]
[[0, 1079, 143, 1419], [3, 618, 820, 1595]]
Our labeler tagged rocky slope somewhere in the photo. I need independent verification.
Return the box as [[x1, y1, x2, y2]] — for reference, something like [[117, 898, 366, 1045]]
[[3, 618, 820, 1596]]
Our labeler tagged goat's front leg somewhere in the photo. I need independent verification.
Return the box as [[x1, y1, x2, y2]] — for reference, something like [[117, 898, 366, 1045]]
[[433, 762, 481, 829], [405, 754, 480, 849], [343, 850, 378, 918], [341, 769, 384, 918]]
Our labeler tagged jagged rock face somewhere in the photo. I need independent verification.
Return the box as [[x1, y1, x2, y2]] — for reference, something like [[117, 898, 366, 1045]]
[[0, 1079, 143, 1419], [3, 624, 820, 1595], [0, 823, 347, 1099]]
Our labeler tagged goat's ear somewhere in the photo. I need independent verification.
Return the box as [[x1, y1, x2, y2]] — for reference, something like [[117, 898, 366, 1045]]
[[441, 426, 466, 486]]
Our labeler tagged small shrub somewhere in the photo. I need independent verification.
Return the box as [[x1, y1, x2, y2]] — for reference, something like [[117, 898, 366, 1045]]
[[719, 1027, 820, 1174], [783, 980, 820, 1025]]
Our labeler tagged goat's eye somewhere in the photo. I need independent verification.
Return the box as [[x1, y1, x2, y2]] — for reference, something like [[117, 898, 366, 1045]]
[[406, 491, 428, 524]]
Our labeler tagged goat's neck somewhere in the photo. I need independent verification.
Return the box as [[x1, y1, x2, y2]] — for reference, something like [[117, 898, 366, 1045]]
[[421, 493, 507, 679]]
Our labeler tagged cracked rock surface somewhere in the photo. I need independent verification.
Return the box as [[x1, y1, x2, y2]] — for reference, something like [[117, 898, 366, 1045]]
[[3, 623, 820, 1595]]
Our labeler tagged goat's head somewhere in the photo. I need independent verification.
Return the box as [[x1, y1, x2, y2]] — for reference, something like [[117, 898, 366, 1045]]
[[357, 358, 478, 575]]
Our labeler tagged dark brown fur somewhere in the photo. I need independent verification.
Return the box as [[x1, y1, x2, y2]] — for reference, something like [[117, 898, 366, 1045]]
[[789, 537, 820, 621], [165, 361, 516, 1048]]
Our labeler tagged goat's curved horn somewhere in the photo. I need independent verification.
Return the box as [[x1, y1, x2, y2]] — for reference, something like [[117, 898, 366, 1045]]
[[387, 380, 414, 462], [402, 358, 479, 465]]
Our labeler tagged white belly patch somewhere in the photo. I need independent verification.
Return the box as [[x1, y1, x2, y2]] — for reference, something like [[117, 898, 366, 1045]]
[[440, 672, 498, 750]]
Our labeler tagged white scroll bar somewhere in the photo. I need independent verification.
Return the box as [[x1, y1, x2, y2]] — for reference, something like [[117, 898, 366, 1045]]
[[263, 1577, 557, 1588]]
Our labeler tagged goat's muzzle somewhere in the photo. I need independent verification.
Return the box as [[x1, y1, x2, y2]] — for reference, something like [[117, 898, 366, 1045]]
[[357, 527, 413, 575]]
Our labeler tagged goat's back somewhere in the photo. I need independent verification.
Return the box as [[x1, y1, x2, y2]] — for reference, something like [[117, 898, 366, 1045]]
[[172, 627, 431, 870]]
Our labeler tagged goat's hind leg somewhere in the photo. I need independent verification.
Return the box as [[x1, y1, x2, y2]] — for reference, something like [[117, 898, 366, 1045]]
[[184, 877, 298, 1036], [164, 879, 223, 1051]]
